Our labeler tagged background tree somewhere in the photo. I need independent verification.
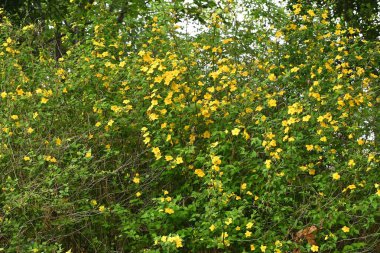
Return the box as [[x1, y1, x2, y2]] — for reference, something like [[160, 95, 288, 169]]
[[286, 0, 379, 40]]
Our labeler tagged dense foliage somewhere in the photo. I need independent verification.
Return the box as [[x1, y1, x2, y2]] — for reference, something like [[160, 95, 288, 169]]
[[286, 0, 379, 41], [0, 0, 379, 252]]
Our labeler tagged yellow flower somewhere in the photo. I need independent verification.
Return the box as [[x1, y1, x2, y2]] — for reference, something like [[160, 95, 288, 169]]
[[27, 127, 34, 134], [311, 245, 319, 252], [290, 67, 299, 73], [107, 119, 114, 126], [143, 137, 151, 144], [348, 159, 355, 167], [98, 205, 105, 212], [211, 155, 221, 165], [85, 152, 92, 158], [168, 235, 183, 248], [317, 116, 324, 122], [293, 6, 301, 15], [231, 128, 240, 136], [164, 208, 174, 214], [260, 245, 267, 252], [23, 156, 31, 161], [332, 173, 340, 180], [41, 97, 49, 104], [250, 244, 255, 251], [342, 226, 350, 233], [268, 99, 277, 107], [265, 159, 271, 169], [246, 222, 253, 229], [221, 232, 228, 239], [368, 153, 375, 162], [210, 142, 219, 148], [209, 224, 216, 231], [225, 217, 232, 225], [110, 105, 122, 113], [55, 138, 62, 146], [320, 136, 327, 142], [306, 145, 314, 151], [307, 9, 315, 17], [165, 155, 173, 161], [152, 147, 162, 160], [203, 131, 211, 138], [245, 230, 252, 237], [11, 115, 19, 120], [90, 199, 97, 206], [243, 129, 250, 140], [194, 169, 205, 178], [204, 93, 212, 100], [175, 157, 184, 164], [222, 38, 233, 44], [50, 157, 57, 163], [303, 115, 311, 121], [133, 177, 140, 184], [136, 192, 141, 197], [268, 73, 277, 81]]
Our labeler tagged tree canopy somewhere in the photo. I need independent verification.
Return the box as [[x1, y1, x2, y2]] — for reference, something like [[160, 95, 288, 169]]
[[287, 0, 379, 41]]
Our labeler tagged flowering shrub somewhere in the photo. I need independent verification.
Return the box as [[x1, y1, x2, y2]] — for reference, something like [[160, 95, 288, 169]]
[[0, 1, 379, 252]]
